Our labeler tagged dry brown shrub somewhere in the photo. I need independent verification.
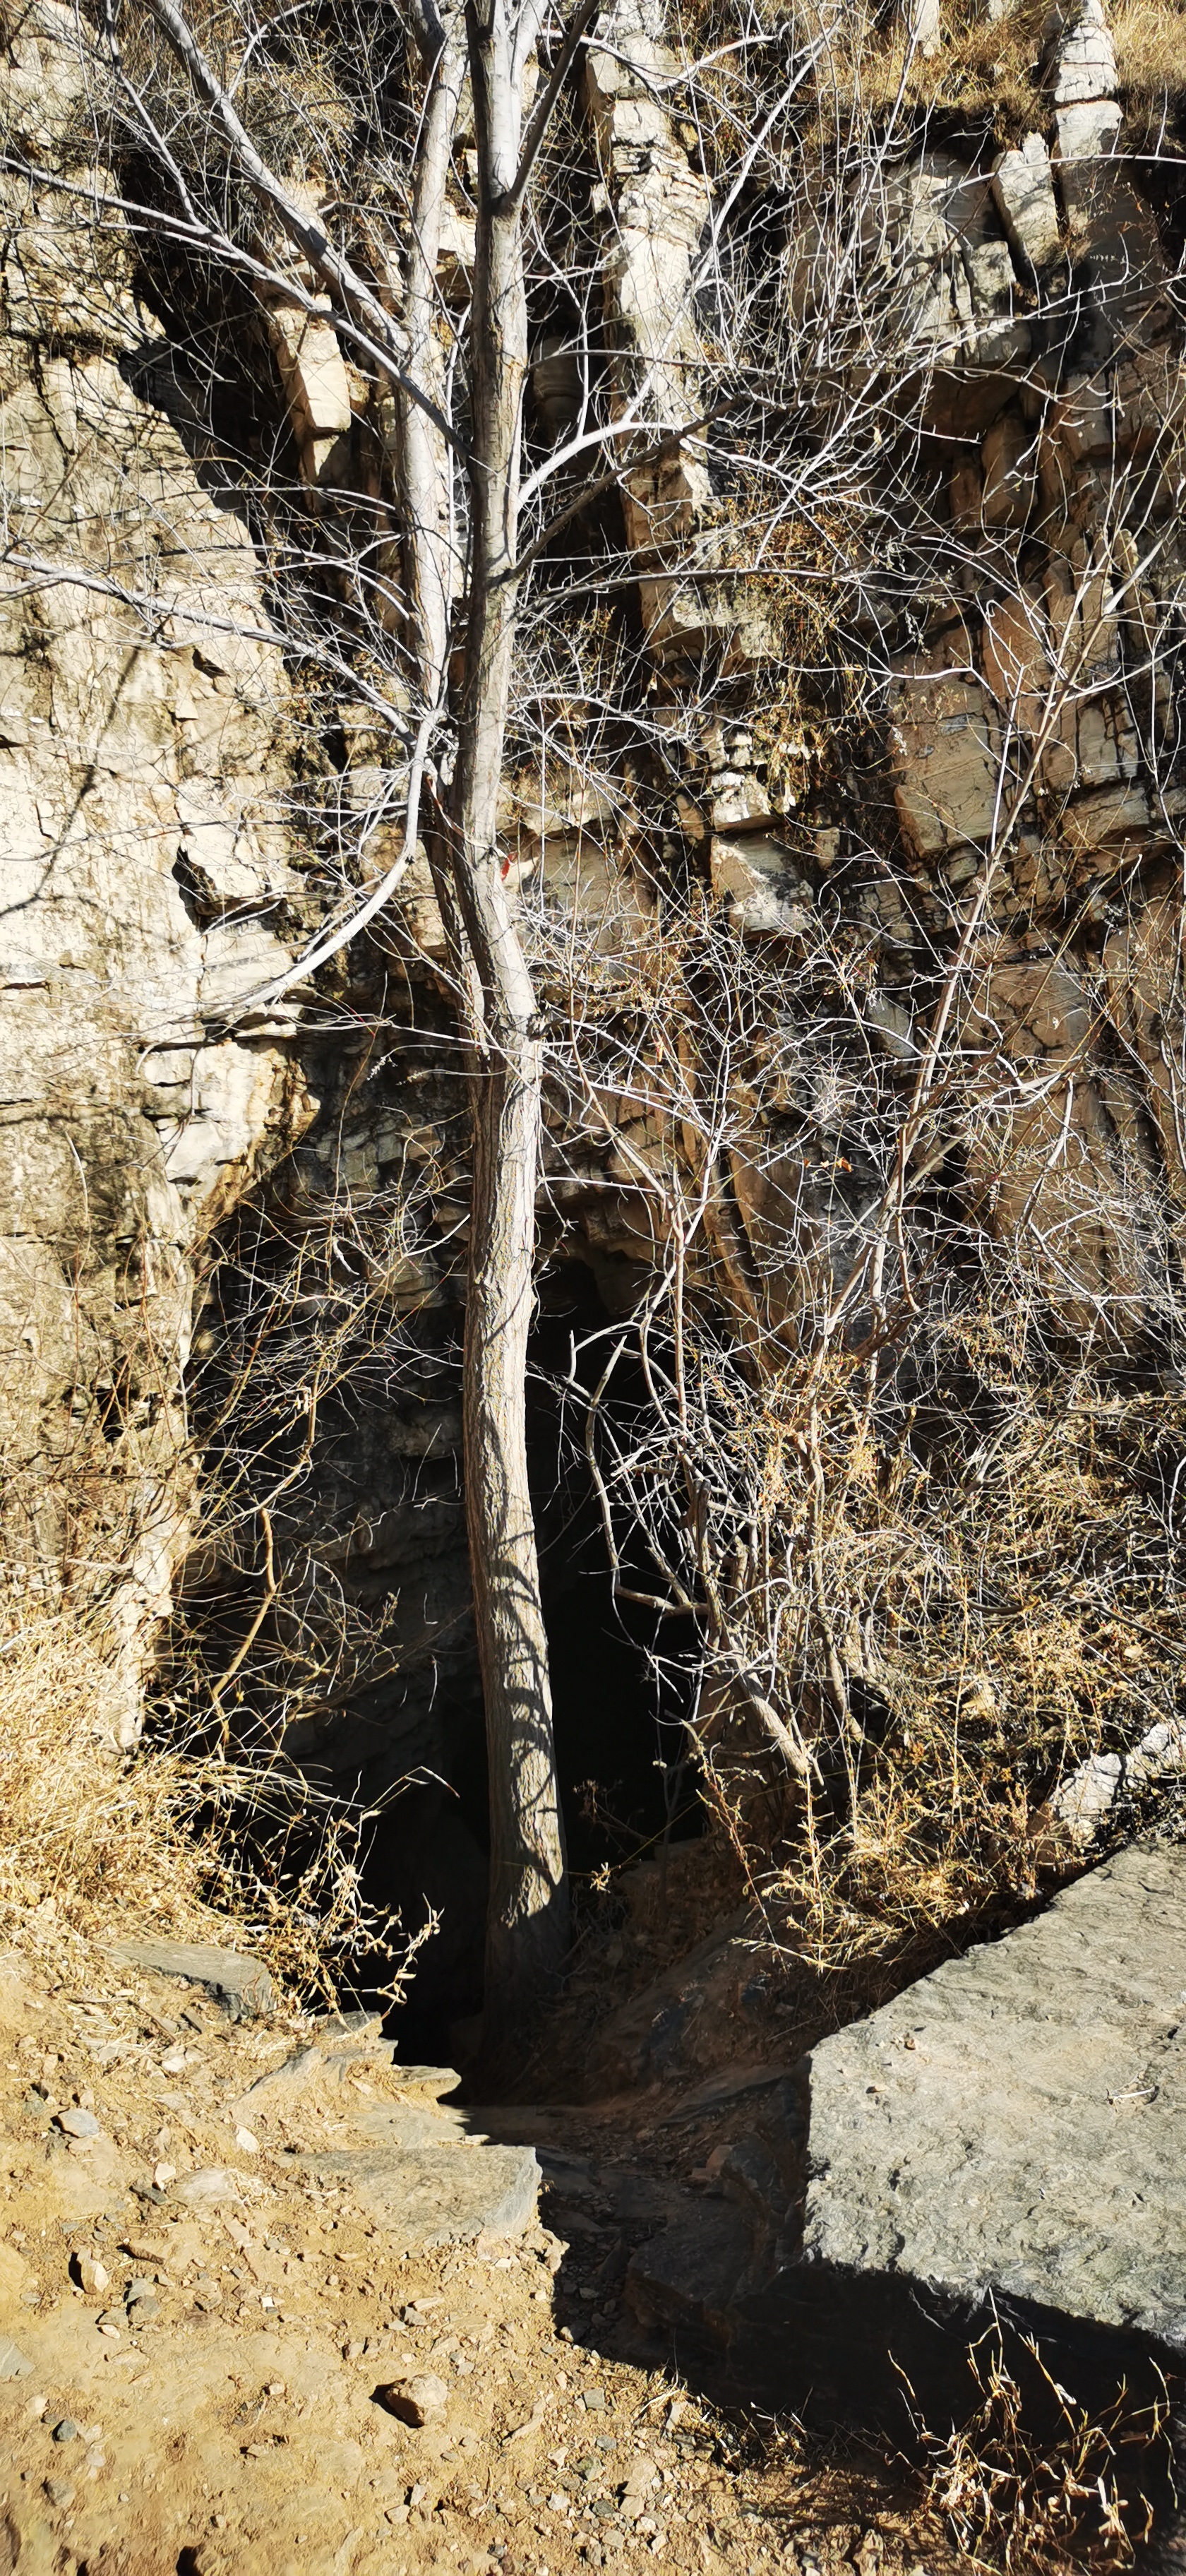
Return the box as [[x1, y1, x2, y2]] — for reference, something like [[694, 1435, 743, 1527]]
[[0, 1606, 215, 1934], [0, 1600, 421, 2005]]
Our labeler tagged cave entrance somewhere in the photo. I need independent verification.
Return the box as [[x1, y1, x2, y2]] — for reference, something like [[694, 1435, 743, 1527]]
[[529, 1263, 700, 1885], [385, 1260, 701, 2065]]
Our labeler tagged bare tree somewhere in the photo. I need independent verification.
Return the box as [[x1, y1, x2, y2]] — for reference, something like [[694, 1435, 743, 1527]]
[[11, 0, 1186, 2051]]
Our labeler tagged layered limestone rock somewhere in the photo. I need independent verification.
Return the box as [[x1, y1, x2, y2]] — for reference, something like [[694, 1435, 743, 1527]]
[[886, 51, 1178, 1310], [787, 8, 1178, 1319], [0, 4, 313, 1731], [11, 0, 1182, 1866]]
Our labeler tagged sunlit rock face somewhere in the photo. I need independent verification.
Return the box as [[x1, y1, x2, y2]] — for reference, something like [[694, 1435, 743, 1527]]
[[0, 2, 312, 1735], [6, 0, 1186, 1784]]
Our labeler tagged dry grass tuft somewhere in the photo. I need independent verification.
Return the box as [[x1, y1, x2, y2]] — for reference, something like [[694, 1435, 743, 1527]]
[[916, 2324, 1171, 2572], [1110, 0, 1186, 117], [841, 0, 1186, 124], [0, 1601, 421, 2006], [0, 1606, 215, 1936], [685, 0, 1186, 127]]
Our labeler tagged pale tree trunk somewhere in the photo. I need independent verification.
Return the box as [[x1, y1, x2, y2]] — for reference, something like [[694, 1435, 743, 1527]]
[[397, 5, 483, 996], [399, 1, 465, 708], [447, 0, 569, 2047], [129, 0, 570, 2051]]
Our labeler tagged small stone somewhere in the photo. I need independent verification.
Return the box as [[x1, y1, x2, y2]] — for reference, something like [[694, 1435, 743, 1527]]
[[375, 2374, 449, 2427], [580, 2390, 606, 2414], [175, 2169, 241, 2207], [152, 2162, 176, 2190], [0, 2339, 32, 2380], [72, 2253, 109, 2296], [234, 2128, 258, 2155], [52, 2419, 81, 2443], [56, 2108, 100, 2140], [44, 2478, 75, 2508], [160, 2051, 186, 2075]]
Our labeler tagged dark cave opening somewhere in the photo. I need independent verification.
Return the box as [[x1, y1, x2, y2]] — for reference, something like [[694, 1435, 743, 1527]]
[[376, 1260, 701, 2066]]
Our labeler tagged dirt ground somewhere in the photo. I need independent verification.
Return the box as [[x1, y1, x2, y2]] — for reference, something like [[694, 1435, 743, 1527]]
[[0, 1934, 957, 2576]]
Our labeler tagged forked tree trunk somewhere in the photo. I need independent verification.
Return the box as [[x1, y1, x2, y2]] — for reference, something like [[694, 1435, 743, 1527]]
[[131, 0, 570, 2051], [448, 0, 569, 2048]]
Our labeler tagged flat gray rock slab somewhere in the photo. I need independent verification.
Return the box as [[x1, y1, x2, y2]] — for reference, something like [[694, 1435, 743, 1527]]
[[107, 1939, 275, 2020], [803, 1838, 1186, 2355], [306, 2137, 539, 2245], [628, 1840, 1186, 2438], [301, 2138, 539, 2246]]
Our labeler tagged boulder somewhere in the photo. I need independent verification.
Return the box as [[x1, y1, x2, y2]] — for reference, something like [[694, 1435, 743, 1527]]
[[628, 1842, 1186, 2437], [992, 134, 1062, 275], [1055, 96, 1123, 162], [581, 1914, 777, 2096], [1048, 0, 1118, 104], [1053, 1720, 1186, 1842], [709, 837, 815, 936]]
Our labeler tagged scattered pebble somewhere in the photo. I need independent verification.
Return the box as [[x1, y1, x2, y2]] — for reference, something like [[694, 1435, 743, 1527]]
[[52, 2419, 81, 2444], [0, 2339, 32, 2380], [152, 2161, 176, 2190], [56, 2107, 100, 2140], [72, 2253, 109, 2296], [375, 2374, 449, 2427], [176, 2169, 239, 2206], [44, 2479, 74, 2509], [234, 2128, 258, 2154]]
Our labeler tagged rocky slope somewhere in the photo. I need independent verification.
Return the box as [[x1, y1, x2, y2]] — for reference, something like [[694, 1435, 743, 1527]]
[[0, 1925, 959, 2576]]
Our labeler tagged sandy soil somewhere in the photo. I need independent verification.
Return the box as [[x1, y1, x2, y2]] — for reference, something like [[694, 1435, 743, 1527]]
[[0, 1938, 950, 2576]]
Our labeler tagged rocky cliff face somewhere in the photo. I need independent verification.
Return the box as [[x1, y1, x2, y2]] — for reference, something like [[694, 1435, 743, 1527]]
[[0, 2, 313, 1734], [4, 0, 1186, 1989]]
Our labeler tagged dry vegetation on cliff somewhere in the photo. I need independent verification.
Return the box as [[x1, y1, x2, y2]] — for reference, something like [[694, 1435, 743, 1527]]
[[0, 1597, 426, 2011], [4, 0, 1186, 2551]]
